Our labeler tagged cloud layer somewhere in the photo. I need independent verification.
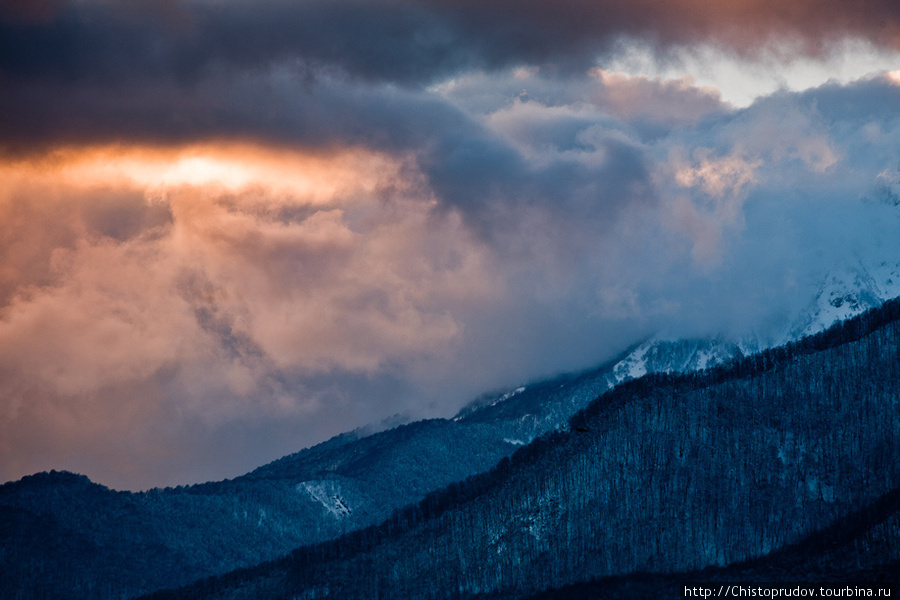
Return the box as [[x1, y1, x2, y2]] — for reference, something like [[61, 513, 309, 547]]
[[3, 0, 900, 148], [2, 0, 900, 489]]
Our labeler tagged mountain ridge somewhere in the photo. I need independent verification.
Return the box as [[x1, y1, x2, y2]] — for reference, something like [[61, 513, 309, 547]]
[[140, 296, 900, 599], [3, 291, 899, 599]]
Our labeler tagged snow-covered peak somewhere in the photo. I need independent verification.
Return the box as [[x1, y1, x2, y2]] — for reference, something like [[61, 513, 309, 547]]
[[451, 257, 900, 442], [790, 260, 900, 340], [608, 259, 900, 388]]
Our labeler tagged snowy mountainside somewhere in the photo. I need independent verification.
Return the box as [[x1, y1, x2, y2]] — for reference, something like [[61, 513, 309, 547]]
[[790, 260, 900, 340], [454, 336, 744, 440], [452, 259, 900, 441], [601, 258, 900, 390]]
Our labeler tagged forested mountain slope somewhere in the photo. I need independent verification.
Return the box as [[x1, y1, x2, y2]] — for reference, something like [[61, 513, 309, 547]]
[[0, 420, 517, 599], [506, 483, 900, 599], [147, 298, 900, 600], [0, 357, 626, 599]]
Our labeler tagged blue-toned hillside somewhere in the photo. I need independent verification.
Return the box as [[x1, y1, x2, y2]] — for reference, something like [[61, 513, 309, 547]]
[[145, 298, 900, 599]]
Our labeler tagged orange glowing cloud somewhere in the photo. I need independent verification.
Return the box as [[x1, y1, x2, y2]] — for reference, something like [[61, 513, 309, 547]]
[[0, 140, 498, 485], [1, 143, 409, 205], [0, 141, 487, 378]]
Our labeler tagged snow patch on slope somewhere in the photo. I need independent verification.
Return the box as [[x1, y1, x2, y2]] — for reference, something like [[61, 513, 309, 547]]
[[612, 342, 651, 382], [487, 387, 528, 409], [297, 481, 352, 518]]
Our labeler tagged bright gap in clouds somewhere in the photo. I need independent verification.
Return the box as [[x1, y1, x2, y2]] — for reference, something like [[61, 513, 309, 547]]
[[606, 39, 900, 107], [20, 144, 400, 203]]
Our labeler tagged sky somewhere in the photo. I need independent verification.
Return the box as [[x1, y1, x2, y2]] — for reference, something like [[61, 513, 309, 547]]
[[2, 0, 900, 490]]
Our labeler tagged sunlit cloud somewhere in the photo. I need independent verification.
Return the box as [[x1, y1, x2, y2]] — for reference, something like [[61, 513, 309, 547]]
[[606, 40, 900, 107], [0, 142, 500, 486], [0, 142, 488, 376], [3, 144, 406, 203]]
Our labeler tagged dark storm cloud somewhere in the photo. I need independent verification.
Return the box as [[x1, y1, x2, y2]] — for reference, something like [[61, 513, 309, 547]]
[[2, 0, 897, 171], [2, 0, 899, 102], [3, 0, 898, 89], [430, 0, 900, 57], [0, 70, 459, 150], [0, 0, 473, 86]]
